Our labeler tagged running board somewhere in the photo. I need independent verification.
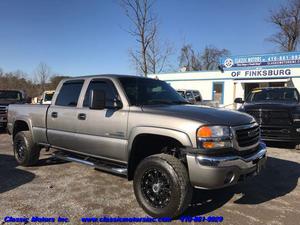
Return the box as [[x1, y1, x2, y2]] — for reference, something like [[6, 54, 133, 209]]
[[54, 152, 127, 176]]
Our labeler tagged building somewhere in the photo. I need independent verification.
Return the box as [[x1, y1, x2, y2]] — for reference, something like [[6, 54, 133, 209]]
[[149, 52, 300, 109]]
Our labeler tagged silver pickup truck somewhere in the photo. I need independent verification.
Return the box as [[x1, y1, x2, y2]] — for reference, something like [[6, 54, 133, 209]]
[[7, 75, 267, 218]]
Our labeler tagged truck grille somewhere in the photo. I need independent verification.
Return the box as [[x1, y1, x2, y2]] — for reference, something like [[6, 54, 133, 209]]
[[234, 123, 260, 149], [246, 109, 292, 125], [0, 106, 7, 115]]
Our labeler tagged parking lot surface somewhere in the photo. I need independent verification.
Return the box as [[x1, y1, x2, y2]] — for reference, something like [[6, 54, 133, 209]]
[[0, 132, 300, 225]]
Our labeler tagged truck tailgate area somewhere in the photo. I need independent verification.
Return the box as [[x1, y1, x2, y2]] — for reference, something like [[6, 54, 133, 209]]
[[8, 104, 50, 143]]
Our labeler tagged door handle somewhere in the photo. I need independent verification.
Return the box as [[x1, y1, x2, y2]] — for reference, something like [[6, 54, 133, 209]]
[[51, 112, 58, 118], [78, 113, 86, 120]]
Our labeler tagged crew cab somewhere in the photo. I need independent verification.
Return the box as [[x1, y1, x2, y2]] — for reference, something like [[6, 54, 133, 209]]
[[0, 90, 26, 129], [8, 75, 267, 218], [235, 87, 300, 149]]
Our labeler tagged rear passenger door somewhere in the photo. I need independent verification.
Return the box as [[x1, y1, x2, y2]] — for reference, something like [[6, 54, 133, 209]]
[[47, 80, 84, 150], [73, 78, 128, 163]]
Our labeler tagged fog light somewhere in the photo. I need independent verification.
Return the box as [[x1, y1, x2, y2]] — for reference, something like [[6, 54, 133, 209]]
[[224, 171, 235, 184], [296, 128, 300, 133]]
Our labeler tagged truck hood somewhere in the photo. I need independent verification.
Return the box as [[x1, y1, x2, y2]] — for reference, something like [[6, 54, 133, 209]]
[[142, 104, 255, 126], [0, 99, 22, 105], [242, 102, 300, 111]]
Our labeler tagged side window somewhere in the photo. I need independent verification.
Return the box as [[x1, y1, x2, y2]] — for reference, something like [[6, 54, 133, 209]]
[[55, 80, 84, 107], [83, 80, 117, 107]]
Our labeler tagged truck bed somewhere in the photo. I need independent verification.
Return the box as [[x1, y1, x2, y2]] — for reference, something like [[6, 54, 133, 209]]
[[7, 104, 50, 144]]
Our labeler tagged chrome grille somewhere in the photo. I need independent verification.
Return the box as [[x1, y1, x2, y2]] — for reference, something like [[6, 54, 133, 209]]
[[233, 123, 260, 150]]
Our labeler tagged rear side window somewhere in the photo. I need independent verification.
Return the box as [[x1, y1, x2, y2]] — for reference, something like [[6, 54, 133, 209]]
[[83, 80, 118, 107], [55, 80, 84, 107]]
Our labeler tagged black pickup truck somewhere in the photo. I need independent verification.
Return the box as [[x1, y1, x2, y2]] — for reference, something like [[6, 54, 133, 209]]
[[235, 87, 300, 149], [0, 90, 27, 129]]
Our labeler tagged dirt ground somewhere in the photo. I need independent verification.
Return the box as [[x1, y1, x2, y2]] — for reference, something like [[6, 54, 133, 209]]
[[0, 132, 300, 225]]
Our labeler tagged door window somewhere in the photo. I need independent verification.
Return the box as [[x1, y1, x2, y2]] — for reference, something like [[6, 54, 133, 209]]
[[55, 80, 84, 107], [83, 80, 118, 108]]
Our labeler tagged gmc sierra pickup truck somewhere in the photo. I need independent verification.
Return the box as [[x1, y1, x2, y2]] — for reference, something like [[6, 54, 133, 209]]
[[235, 87, 300, 149], [8, 75, 267, 218]]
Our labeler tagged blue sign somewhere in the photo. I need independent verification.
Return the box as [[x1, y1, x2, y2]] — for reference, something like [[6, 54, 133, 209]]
[[220, 52, 300, 70]]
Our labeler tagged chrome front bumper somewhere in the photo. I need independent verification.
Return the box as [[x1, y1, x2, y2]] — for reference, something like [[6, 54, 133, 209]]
[[186, 142, 267, 189]]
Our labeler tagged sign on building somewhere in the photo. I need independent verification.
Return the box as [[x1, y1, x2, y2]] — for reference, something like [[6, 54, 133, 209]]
[[220, 52, 300, 71]]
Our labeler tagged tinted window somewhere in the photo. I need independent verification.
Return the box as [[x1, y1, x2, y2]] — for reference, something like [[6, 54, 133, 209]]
[[55, 80, 84, 107], [119, 77, 187, 106], [0, 91, 22, 100], [246, 88, 299, 103], [83, 80, 117, 107]]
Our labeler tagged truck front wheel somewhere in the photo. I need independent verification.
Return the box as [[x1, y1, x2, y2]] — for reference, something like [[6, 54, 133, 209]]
[[13, 131, 40, 166], [133, 154, 192, 218]]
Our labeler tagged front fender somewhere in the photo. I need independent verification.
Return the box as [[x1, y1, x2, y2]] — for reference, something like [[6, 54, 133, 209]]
[[127, 126, 193, 160]]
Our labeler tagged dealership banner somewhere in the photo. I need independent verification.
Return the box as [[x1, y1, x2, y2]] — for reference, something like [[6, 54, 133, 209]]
[[226, 68, 294, 79], [220, 52, 300, 71]]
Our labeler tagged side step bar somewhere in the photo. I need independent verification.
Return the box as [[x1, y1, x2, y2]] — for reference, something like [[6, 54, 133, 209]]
[[54, 152, 127, 176]]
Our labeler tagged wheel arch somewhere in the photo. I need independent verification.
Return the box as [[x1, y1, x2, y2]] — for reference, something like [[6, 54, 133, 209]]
[[127, 127, 192, 180], [12, 118, 33, 140]]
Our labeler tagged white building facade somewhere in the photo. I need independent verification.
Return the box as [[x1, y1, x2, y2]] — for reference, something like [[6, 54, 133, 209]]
[[149, 52, 300, 109]]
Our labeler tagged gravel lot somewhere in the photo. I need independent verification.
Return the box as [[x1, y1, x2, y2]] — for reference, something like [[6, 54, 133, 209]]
[[0, 131, 300, 225]]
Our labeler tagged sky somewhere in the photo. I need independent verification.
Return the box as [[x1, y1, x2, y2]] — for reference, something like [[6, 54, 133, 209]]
[[0, 0, 287, 78]]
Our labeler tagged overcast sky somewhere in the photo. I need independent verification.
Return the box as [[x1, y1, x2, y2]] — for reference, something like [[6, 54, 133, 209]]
[[0, 0, 287, 77]]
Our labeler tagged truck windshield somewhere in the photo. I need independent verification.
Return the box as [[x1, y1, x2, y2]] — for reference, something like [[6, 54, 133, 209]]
[[119, 77, 188, 106], [0, 91, 22, 101], [246, 88, 299, 103]]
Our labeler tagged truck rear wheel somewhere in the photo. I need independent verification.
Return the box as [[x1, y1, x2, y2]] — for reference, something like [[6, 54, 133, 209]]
[[13, 131, 40, 166], [133, 153, 192, 218]]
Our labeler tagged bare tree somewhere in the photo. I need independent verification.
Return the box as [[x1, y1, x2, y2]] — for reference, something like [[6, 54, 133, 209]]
[[268, 0, 300, 51], [49, 75, 69, 90], [146, 34, 173, 74], [201, 46, 230, 70], [121, 0, 158, 76], [34, 62, 51, 93], [179, 44, 201, 71]]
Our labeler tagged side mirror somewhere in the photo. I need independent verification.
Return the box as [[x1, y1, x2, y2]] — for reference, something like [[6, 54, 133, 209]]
[[234, 97, 244, 104], [113, 98, 123, 109], [89, 90, 105, 110]]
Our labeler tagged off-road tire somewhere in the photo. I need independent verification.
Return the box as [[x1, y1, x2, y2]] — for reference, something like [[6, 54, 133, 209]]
[[13, 131, 40, 166], [133, 153, 192, 218]]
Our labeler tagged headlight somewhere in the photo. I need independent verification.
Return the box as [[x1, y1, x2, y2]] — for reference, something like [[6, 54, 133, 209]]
[[197, 126, 232, 149]]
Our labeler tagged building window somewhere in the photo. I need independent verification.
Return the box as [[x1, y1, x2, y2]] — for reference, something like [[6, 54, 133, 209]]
[[212, 82, 224, 104]]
